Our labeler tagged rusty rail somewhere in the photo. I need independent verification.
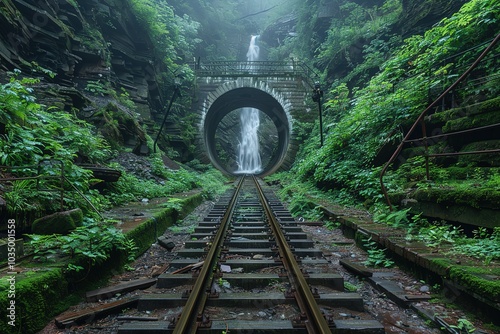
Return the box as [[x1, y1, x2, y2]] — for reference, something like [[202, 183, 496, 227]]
[[380, 32, 500, 210], [172, 177, 243, 334], [252, 175, 331, 333]]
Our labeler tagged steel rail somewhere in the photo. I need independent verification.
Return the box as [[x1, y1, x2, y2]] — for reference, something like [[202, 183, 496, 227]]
[[251, 175, 332, 333], [172, 177, 244, 334]]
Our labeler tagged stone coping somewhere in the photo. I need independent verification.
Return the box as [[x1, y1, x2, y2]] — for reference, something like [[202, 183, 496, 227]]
[[321, 206, 500, 316], [0, 191, 202, 334]]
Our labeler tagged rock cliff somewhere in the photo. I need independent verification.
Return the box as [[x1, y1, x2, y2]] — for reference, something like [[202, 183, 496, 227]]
[[0, 0, 163, 151]]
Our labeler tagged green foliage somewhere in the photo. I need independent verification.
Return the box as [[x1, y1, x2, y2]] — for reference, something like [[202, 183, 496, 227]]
[[4, 180, 39, 213], [374, 207, 410, 228], [0, 70, 38, 130], [362, 236, 394, 268], [160, 198, 183, 211], [415, 221, 464, 247], [27, 218, 138, 271], [287, 0, 500, 210], [1, 72, 114, 216], [1, 73, 112, 166], [344, 281, 360, 292], [197, 168, 230, 200], [325, 220, 340, 230], [316, 0, 402, 70], [128, 0, 198, 74], [85, 80, 108, 96], [287, 194, 314, 217], [450, 318, 476, 334], [453, 227, 500, 264], [117, 88, 137, 110], [105, 162, 228, 206]]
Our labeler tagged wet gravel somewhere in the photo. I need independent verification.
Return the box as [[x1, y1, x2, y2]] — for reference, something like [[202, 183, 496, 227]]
[[38, 199, 496, 334]]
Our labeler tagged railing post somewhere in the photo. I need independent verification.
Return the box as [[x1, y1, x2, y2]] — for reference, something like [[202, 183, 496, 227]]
[[421, 119, 430, 180], [312, 82, 324, 147]]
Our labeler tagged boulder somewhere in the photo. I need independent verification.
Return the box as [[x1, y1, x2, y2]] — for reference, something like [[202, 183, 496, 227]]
[[31, 208, 83, 235]]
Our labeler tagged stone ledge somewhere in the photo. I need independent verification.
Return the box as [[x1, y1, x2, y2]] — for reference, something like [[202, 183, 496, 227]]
[[0, 191, 203, 334], [322, 207, 500, 317]]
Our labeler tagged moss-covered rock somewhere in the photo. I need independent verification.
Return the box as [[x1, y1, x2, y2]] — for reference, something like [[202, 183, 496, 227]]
[[431, 96, 500, 123], [413, 187, 500, 209], [447, 265, 500, 303], [31, 208, 83, 235], [458, 140, 500, 167], [0, 269, 68, 334], [442, 111, 500, 133], [126, 192, 203, 255]]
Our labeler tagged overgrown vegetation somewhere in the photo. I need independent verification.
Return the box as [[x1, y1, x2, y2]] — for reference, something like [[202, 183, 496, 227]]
[[276, 0, 500, 209], [27, 218, 138, 274], [374, 207, 500, 264], [1, 70, 228, 217], [362, 236, 394, 268], [128, 0, 199, 80], [264, 1, 500, 281]]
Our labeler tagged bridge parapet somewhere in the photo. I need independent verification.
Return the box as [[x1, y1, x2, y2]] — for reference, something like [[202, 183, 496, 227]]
[[192, 61, 318, 88], [192, 63, 316, 175]]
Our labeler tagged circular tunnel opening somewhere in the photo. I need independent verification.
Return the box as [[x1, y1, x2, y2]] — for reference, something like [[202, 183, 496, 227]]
[[203, 87, 291, 176], [214, 108, 278, 173]]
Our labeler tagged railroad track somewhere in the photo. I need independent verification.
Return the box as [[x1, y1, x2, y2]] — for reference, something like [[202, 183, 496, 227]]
[[70, 176, 385, 333]]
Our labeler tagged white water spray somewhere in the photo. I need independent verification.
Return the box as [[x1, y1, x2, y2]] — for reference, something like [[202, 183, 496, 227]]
[[236, 35, 262, 174]]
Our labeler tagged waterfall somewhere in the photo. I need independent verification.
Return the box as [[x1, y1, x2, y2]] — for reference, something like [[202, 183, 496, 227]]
[[246, 35, 259, 62], [236, 35, 262, 174]]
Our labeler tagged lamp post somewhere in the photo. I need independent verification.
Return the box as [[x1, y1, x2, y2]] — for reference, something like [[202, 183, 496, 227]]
[[312, 82, 324, 147], [154, 76, 182, 153]]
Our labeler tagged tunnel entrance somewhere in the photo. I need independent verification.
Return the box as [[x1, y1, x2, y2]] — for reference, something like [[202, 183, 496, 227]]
[[202, 87, 291, 176]]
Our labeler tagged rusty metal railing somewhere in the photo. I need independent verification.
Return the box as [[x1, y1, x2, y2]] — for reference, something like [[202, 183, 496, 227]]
[[0, 159, 103, 219], [380, 32, 500, 210], [191, 60, 319, 88]]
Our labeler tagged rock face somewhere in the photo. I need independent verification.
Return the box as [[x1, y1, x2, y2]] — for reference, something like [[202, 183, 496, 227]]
[[397, 0, 468, 37], [261, 0, 468, 86], [0, 0, 163, 141]]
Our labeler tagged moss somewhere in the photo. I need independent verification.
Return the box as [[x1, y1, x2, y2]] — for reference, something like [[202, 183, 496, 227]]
[[432, 96, 500, 123], [126, 192, 203, 255], [413, 187, 500, 209], [458, 140, 500, 167], [443, 111, 500, 133], [31, 208, 83, 235], [0, 269, 68, 334], [428, 257, 455, 276], [0, 192, 203, 333], [448, 266, 500, 302]]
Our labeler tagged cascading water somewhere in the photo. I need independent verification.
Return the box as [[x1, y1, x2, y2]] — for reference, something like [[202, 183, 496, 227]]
[[236, 35, 262, 174]]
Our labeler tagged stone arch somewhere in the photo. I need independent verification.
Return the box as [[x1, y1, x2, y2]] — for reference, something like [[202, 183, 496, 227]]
[[198, 77, 294, 176]]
